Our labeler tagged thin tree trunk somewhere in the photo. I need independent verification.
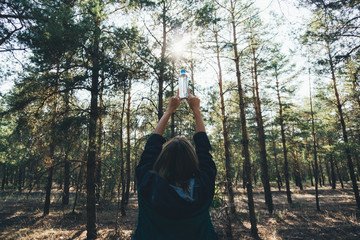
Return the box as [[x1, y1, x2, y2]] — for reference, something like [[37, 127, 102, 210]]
[[171, 63, 175, 138], [294, 147, 303, 190], [329, 148, 336, 189], [272, 139, 282, 191], [95, 78, 104, 203], [250, 42, 273, 213], [319, 156, 325, 187], [86, 16, 100, 239], [334, 156, 344, 189], [125, 79, 132, 204], [327, 41, 360, 208], [62, 151, 70, 205], [275, 71, 292, 204], [2, 165, 6, 190], [73, 163, 84, 214], [215, 24, 236, 219], [157, 1, 167, 121], [44, 63, 59, 216], [17, 165, 22, 193], [214, 25, 235, 234], [230, 0, 257, 235], [44, 166, 54, 215], [120, 85, 127, 216], [325, 160, 332, 186], [309, 67, 320, 211], [62, 92, 71, 205], [308, 161, 314, 187]]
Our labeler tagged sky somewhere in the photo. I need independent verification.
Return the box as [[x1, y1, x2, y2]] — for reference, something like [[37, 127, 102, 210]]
[[0, 0, 312, 103]]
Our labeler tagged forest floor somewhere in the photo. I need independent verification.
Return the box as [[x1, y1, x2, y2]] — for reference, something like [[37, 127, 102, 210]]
[[1, 184, 360, 240]]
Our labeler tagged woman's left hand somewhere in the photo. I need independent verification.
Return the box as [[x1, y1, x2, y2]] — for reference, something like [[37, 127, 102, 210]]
[[167, 89, 181, 114]]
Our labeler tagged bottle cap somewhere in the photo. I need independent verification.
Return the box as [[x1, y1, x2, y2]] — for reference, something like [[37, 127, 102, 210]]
[[180, 69, 186, 74]]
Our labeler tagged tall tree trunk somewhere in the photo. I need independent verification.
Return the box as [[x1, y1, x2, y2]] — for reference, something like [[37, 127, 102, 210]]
[[230, 0, 257, 235], [309, 67, 320, 211], [329, 144, 337, 189], [327, 41, 360, 208], [62, 151, 70, 205], [334, 157, 344, 189], [275, 71, 292, 203], [44, 158, 54, 215], [44, 64, 59, 216], [157, 1, 167, 121], [272, 138, 282, 191], [62, 92, 71, 205], [1, 165, 6, 190], [120, 85, 127, 216], [17, 165, 22, 193], [350, 66, 360, 111], [294, 147, 303, 190], [250, 41, 273, 213], [73, 163, 84, 214], [214, 25, 235, 234], [325, 160, 332, 186], [86, 17, 100, 239], [319, 156, 325, 187], [171, 63, 175, 138], [95, 78, 104, 203], [308, 161, 314, 187], [125, 79, 132, 204]]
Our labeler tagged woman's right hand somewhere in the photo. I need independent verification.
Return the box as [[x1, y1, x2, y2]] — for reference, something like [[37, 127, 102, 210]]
[[186, 88, 200, 112], [186, 88, 205, 133]]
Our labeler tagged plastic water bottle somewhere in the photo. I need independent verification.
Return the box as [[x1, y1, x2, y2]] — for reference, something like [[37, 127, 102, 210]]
[[179, 69, 188, 98]]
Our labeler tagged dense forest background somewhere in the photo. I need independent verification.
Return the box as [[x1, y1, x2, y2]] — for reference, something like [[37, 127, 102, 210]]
[[0, 0, 360, 239]]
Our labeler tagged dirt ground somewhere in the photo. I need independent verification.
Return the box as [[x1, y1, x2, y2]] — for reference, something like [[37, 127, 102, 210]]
[[1, 184, 360, 240]]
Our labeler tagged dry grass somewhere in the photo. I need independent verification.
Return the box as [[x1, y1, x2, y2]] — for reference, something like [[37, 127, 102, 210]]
[[1, 184, 360, 239]]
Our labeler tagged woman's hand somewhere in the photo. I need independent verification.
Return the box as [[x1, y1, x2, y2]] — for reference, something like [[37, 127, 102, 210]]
[[166, 89, 181, 114], [154, 90, 181, 135], [186, 88, 200, 112], [186, 88, 205, 133]]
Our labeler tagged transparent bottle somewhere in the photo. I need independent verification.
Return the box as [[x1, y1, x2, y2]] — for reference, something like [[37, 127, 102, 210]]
[[179, 69, 188, 98]]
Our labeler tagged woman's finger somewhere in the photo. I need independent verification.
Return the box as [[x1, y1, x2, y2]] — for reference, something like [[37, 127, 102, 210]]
[[187, 88, 193, 98]]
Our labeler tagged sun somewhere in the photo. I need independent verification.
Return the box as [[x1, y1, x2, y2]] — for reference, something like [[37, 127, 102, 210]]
[[170, 34, 192, 58]]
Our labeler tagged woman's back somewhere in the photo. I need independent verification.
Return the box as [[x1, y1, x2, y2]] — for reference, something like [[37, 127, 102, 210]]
[[133, 90, 218, 240]]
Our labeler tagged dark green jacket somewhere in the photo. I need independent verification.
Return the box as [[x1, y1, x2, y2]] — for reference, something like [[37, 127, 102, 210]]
[[134, 132, 217, 240]]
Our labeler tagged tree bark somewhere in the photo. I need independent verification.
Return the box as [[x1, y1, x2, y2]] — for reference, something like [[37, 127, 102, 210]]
[[44, 63, 59, 216], [325, 159, 332, 186], [308, 161, 314, 187], [309, 67, 320, 211], [250, 40, 273, 213], [62, 151, 70, 205], [62, 92, 71, 205], [1, 165, 6, 190], [120, 84, 127, 216], [329, 149, 336, 189], [95, 78, 104, 203], [230, 0, 258, 235], [86, 16, 100, 239], [275, 71, 292, 203], [170, 64, 175, 138], [272, 139, 282, 191], [334, 156, 344, 189], [294, 147, 303, 190], [73, 163, 84, 214], [319, 156, 325, 187], [157, 1, 167, 121], [125, 79, 132, 204], [214, 25, 236, 230]]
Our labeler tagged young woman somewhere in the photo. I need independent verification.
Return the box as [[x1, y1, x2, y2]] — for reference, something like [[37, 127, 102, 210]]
[[134, 89, 218, 240]]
